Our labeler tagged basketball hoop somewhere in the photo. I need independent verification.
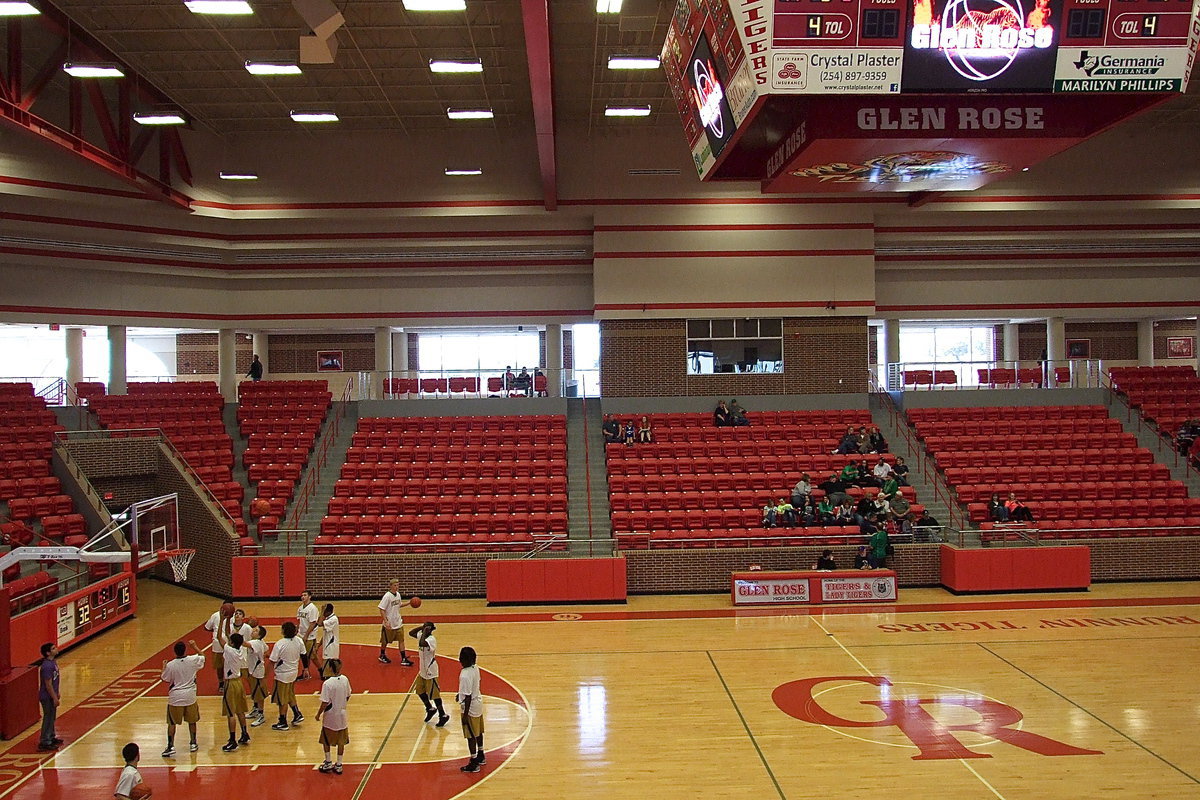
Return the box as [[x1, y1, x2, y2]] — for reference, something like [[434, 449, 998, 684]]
[[159, 548, 196, 583]]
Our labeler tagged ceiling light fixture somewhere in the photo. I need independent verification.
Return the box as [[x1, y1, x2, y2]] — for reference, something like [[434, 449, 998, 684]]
[[0, 2, 39, 16], [219, 172, 259, 180], [605, 105, 650, 117], [290, 110, 339, 122], [596, 0, 622, 12], [62, 62, 125, 78], [429, 58, 483, 73], [184, 1, 253, 13], [608, 55, 660, 70], [245, 61, 302, 75], [403, 0, 466, 10], [133, 111, 187, 125], [447, 108, 494, 120], [445, 168, 483, 176]]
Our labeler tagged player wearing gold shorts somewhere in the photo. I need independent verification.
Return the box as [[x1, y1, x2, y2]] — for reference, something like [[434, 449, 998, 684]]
[[269, 621, 306, 730], [409, 621, 449, 726], [316, 659, 352, 775], [216, 617, 251, 752], [378, 579, 414, 666], [159, 639, 204, 757]]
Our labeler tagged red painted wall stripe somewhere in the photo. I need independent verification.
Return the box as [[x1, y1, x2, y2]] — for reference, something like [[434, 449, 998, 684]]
[[0, 304, 596, 321], [877, 250, 1200, 262], [595, 223, 875, 232], [0, 246, 591, 272], [594, 300, 875, 311], [596, 249, 874, 259], [877, 222, 1200, 235], [876, 300, 1200, 312]]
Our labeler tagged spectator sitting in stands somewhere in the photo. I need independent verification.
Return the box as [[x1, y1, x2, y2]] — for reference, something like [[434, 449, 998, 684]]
[[836, 499, 857, 525], [819, 472, 848, 497], [714, 401, 732, 427], [504, 366, 515, 389], [812, 550, 838, 570], [515, 367, 532, 396], [889, 494, 913, 532], [833, 426, 858, 455], [854, 426, 872, 454], [815, 497, 835, 525], [775, 498, 799, 528], [872, 458, 893, 485], [854, 545, 872, 570], [791, 474, 812, 509], [987, 493, 1009, 522], [915, 509, 939, 528], [729, 399, 750, 426], [1190, 435, 1200, 468], [1005, 492, 1035, 522], [855, 459, 880, 488], [637, 416, 653, 443], [892, 457, 910, 486], [601, 415, 621, 444], [761, 500, 777, 528], [1176, 419, 1200, 455], [880, 473, 901, 500], [869, 426, 888, 454], [839, 462, 859, 485], [622, 420, 636, 445], [854, 497, 876, 528]]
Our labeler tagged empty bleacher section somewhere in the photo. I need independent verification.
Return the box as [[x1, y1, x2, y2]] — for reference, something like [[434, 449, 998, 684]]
[[608, 410, 922, 549], [314, 414, 568, 553], [1109, 366, 1200, 436], [238, 380, 331, 538], [909, 404, 1200, 542], [0, 383, 87, 550]]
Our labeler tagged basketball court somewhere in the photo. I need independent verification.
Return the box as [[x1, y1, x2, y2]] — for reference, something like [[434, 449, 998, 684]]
[[2, 578, 1198, 800]]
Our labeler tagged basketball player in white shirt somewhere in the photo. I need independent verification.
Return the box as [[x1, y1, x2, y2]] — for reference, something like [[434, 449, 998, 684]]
[[408, 621, 449, 726], [296, 591, 319, 681], [245, 625, 270, 726], [159, 639, 204, 757], [113, 742, 150, 799], [317, 603, 339, 680], [315, 659, 351, 774], [215, 617, 251, 752], [269, 621, 306, 730], [377, 579, 413, 666], [202, 599, 234, 691], [456, 646, 485, 773]]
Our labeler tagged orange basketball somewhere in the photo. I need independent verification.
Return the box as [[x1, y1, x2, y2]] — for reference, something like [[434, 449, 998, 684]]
[[220, 602, 235, 618], [410, 596, 422, 608], [130, 784, 152, 799]]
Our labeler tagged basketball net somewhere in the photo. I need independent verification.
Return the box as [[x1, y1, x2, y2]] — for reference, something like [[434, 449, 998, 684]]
[[159, 548, 196, 583]]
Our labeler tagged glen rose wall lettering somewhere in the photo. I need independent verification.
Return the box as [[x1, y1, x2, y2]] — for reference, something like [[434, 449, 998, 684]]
[[857, 106, 1045, 130], [774, 676, 1104, 760], [877, 615, 1200, 632]]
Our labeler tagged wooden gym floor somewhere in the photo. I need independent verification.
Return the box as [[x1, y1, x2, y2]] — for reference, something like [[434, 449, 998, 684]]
[[2, 579, 1199, 800]]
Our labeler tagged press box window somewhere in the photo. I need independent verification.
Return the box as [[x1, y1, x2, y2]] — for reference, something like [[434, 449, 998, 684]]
[[687, 318, 784, 375]]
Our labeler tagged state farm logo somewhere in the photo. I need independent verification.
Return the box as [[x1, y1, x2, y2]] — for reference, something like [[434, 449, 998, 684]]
[[778, 61, 803, 79], [1072, 50, 1166, 76], [774, 676, 1104, 759]]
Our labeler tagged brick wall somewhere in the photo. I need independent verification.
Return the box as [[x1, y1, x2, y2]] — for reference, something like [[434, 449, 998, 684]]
[[177, 333, 253, 375], [1154, 318, 1196, 360], [600, 317, 869, 397], [407, 332, 420, 371], [1084, 536, 1200, 581], [268, 333, 375, 373], [563, 329, 574, 370], [61, 436, 239, 597], [305, 552, 496, 597], [1018, 321, 1139, 361]]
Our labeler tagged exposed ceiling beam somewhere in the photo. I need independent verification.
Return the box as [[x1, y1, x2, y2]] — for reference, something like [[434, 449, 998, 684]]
[[520, 0, 556, 212]]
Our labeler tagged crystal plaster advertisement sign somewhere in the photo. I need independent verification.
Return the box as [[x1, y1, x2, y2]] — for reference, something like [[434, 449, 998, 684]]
[[1053, 48, 1188, 92], [901, 0, 1063, 91], [733, 576, 811, 605], [820, 575, 897, 602], [771, 50, 902, 93]]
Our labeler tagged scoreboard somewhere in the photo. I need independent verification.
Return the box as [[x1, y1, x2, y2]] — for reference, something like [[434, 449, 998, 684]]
[[663, 0, 1199, 184]]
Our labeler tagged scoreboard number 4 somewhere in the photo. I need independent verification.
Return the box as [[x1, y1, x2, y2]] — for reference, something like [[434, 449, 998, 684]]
[[806, 14, 848, 36]]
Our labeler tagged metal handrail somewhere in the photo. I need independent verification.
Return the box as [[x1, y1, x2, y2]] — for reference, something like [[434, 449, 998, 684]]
[[580, 373, 594, 540], [1105, 380, 1200, 486], [287, 376, 354, 531], [310, 534, 567, 555], [882, 359, 1106, 391], [869, 371, 965, 530], [54, 427, 240, 536]]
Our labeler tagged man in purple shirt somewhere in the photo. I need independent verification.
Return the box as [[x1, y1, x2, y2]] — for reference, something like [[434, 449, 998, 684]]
[[38, 642, 62, 751]]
